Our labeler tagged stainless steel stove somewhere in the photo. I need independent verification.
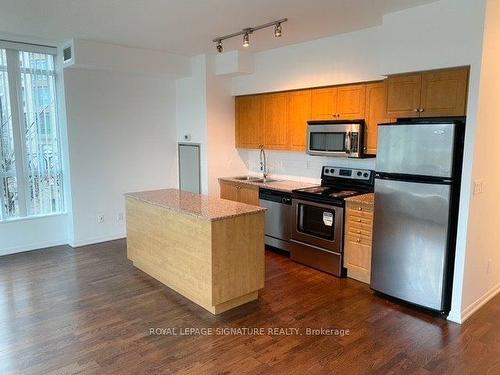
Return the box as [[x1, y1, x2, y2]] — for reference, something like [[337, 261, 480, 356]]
[[290, 166, 374, 276]]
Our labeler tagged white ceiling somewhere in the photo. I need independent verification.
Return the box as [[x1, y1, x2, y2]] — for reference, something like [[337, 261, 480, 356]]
[[0, 0, 438, 56]]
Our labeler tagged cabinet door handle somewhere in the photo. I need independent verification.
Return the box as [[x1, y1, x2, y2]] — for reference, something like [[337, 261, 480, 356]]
[[356, 238, 361, 243], [357, 219, 362, 222], [413, 108, 419, 112], [419, 108, 425, 112], [358, 207, 363, 211]]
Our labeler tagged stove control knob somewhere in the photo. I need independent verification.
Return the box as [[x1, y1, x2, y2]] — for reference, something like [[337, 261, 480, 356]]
[[357, 171, 362, 177], [325, 169, 330, 174], [363, 172, 369, 178]]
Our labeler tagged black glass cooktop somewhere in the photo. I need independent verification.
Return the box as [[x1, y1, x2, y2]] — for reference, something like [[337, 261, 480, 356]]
[[293, 185, 360, 199]]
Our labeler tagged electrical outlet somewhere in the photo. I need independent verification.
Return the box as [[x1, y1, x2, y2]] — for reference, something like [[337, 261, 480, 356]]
[[473, 179, 485, 195], [96, 214, 105, 224], [487, 259, 492, 274], [116, 212, 124, 222]]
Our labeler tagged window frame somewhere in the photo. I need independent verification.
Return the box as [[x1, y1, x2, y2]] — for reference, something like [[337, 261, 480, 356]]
[[0, 41, 65, 222]]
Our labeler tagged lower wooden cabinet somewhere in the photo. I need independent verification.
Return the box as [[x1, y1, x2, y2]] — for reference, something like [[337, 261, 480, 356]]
[[344, 200, 374, 284], [219, 180, 260, 206]]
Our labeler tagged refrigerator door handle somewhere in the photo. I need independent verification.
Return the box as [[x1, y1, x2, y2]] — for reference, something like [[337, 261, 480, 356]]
[[376, 172, 453, 185]]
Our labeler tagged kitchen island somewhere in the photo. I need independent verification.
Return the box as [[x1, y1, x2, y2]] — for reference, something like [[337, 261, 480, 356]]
[[125, 189, 266, 314]]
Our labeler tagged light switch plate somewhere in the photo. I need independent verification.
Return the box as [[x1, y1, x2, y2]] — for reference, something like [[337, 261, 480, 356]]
[[473, 179, 485, 195]]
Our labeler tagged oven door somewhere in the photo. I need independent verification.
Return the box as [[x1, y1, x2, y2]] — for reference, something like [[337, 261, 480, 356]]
[[291, 199, 344, 252]]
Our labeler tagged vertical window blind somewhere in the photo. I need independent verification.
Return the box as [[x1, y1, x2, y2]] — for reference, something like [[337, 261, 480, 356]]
[[0, 44, 64, 221]]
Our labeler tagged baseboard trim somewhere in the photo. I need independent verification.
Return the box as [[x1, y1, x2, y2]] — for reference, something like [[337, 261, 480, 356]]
[[69, 233, 126, 248], [449, 282, 500, 324], [0, 239, 68, 257]]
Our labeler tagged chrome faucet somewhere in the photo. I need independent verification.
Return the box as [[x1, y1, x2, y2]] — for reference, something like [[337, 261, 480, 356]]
[[259, 146, 268, 182]]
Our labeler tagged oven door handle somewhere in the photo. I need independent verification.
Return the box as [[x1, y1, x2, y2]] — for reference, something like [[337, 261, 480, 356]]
[[345, 131, 351, 155]]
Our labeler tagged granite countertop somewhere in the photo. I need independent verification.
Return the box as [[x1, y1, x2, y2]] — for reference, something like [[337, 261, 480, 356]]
[[125, 189, 266, 221], [345, 193, 374, 205], [219, 177, 317, 193]]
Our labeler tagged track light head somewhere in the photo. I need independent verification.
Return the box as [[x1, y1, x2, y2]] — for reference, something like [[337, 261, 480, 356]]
[[243, 32, 250, 47], [216, 40, 223, 53], [274, 22, 282, 37]]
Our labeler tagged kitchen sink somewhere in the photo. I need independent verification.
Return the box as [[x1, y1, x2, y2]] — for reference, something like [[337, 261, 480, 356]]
[[232, 176, 280, 183], [233, 176, 262, 181]]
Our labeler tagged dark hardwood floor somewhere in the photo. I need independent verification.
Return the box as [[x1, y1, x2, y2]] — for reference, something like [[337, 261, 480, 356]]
[[1, 240, 499, 374]]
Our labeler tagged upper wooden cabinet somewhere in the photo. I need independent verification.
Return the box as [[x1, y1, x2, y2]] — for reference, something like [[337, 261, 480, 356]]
[[262, 93, 289, 150], [386, 67, 469, 118], [386, 74, 422, 118], [234, 66, 469, 152], [235, 95, 263, 148], [420, 68, 469, 117], [288, 90, 311, 151], [337, 84, 366, 119], [311, 84, 366, 120], [365, 82, 394, 155], [311, 88, 337, 120]]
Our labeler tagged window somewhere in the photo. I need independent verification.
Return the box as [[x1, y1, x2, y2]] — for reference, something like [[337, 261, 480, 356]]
[[0, 44, 64, 221]]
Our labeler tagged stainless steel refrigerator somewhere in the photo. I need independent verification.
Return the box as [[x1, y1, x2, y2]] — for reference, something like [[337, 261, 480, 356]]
[[371, 120, 464, 314]]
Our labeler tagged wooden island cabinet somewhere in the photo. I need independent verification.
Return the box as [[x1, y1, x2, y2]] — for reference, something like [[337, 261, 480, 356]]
[[125, 189, 265, 315], [234, 66, 469, 154]]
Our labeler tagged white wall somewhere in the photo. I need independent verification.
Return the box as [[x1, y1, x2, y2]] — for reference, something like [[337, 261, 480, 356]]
[[175, 55, 209, 194], [0, 214, 68, 256], [230, 0, 488, 322], [67, 39, 190, 76], [244, 150, 376, 184], [206, 56, 247, 196], [176, 55, 247, 197], [456, 0, 500, 321], [64, 68, 178, 246]]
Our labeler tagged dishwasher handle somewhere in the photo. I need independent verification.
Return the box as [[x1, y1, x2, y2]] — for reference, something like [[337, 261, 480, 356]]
[[259, 189, 292, 205]]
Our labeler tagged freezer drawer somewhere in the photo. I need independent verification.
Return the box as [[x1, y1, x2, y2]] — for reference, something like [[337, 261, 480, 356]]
[[377, 123, 456, 178], [371, 178, 452, 311]]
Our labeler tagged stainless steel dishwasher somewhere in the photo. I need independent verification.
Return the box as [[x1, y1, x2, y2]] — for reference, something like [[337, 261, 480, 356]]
[[259, 189, 292, 252]]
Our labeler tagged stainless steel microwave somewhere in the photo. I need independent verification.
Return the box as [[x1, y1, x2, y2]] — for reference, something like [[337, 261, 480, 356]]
[[306, 120, 364, 158]]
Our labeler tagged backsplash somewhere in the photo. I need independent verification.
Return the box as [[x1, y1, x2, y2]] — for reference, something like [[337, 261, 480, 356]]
[[240, 149, 377, 183]]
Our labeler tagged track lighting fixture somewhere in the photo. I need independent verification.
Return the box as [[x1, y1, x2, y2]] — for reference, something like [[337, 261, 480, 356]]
[[216, 40, 223, 53], [274, 22, 282, 37], [243, 32, 250, 48], [213, 18, 287, 53]]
